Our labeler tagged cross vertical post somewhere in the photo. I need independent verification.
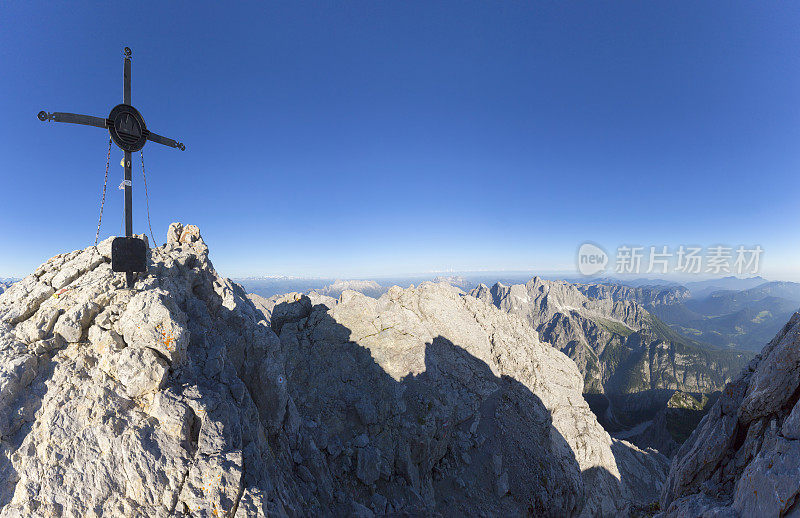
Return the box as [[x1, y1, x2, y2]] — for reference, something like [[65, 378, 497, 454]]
[[123, 47, 134, 287]]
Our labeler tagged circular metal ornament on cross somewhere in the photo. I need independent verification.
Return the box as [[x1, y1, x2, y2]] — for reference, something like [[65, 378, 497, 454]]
[[108, 104, 148, 152]]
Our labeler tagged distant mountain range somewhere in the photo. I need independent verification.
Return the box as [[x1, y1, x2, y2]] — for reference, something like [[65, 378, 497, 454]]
[[637, 281, 800, 352], [468, 278, 750, 395], [682, 275, 770, 298], [577, 275, 768, 295], [575, 275, 798, 352]]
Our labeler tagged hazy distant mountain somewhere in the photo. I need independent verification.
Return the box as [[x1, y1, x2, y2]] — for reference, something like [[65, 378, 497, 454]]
[[575, 276, 682, 288], [649, 281, 800, 351], [432, 275, 471, 290], [585, 278, 800, 352], [311, 279, 385, 299], [682, 275, 768, 299], [731, 280, 800, 302], [237, 277, 337, 298]]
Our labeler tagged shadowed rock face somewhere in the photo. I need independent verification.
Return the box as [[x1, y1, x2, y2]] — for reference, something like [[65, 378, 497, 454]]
[[0, 224, 667, 517], [659, 313, 800, 517], [272, 284, 668, 516]]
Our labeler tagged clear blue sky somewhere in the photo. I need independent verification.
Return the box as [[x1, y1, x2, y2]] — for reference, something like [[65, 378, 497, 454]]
[[2, 2, 800, 279]]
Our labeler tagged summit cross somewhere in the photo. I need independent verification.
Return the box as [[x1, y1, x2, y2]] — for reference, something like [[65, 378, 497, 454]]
[[38, 47, 185, 288]]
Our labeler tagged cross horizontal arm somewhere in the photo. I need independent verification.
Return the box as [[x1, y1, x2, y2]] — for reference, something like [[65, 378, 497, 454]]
[[37, 111, 109, 129], [146, 130, 185, 151]]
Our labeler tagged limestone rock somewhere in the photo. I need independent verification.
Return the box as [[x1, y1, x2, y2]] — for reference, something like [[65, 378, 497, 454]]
[[782, 398, 800, 440], [166, 222, 183, 245], [659, 312, 800, 517], [0, 281, 14, 297], [179, 224, 201, 244], [54, 300, 100, 343], [107, 346, 169, 398], [0, 224, 294, 517], [117, 289, 189, 363], [356, 446, 381, 485]]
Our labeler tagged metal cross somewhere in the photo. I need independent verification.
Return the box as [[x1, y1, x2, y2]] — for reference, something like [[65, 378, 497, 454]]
[[38, 47, 184, 288]]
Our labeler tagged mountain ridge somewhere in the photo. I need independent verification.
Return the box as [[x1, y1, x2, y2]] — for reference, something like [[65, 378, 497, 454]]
[[0, 224, 668, 517]]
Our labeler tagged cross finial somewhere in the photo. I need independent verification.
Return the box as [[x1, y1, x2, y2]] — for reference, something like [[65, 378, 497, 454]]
[[124, 46, 131, 59]]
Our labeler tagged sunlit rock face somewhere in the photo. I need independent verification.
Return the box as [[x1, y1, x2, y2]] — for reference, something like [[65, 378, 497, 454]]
[[660, 313, 800, 517], [0, 224, 667, 517]]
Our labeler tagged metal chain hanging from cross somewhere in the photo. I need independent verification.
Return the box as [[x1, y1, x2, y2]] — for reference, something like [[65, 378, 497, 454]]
[[38, 47, 185, 288]]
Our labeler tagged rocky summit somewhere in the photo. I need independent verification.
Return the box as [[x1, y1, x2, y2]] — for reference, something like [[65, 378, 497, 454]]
[[659, 312, 800, 517], [0, 224, 668, 517]]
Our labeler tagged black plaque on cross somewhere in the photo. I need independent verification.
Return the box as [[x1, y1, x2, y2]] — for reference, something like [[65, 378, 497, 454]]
[[38, 47, 185, 288]]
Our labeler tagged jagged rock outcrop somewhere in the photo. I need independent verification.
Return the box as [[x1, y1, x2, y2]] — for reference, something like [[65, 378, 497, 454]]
[[0, 225, 668, 516], [247, 292, 286, 323], [659, 312, 800, 517], [470, 278, 748, 396]]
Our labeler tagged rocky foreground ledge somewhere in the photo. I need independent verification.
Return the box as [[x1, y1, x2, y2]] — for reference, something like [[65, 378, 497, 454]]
[[0, 224, 667, 517]]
